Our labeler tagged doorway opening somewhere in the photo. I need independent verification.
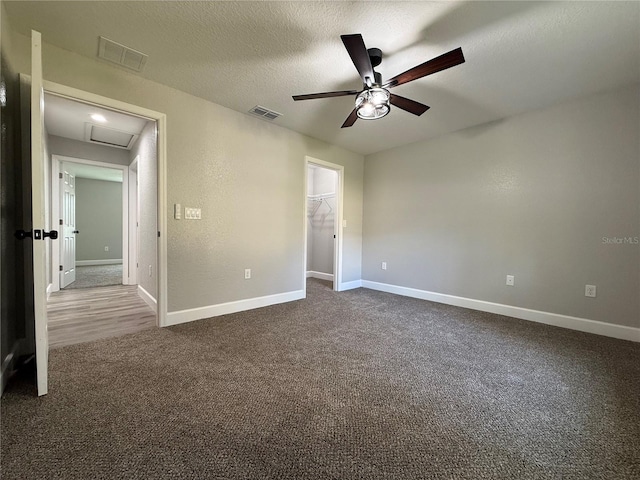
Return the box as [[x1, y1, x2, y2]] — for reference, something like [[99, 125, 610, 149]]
[[43, 88, 162, 348], [52, 158, 126, 290], [304, 157, 344, 294]]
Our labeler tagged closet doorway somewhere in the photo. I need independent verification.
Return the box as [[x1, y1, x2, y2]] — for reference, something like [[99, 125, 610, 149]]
[[304, 157, 344, 293]]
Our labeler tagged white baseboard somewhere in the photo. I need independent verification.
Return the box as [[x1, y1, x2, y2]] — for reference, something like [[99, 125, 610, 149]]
[[46, 283, 53, 299], [361, 280, 640, 343], [76, 259, 123, 266], [339, 279, 362, 291], [166, 289, 305, 327], [138, 285, 157, 313], [306, 271, 334, 281]]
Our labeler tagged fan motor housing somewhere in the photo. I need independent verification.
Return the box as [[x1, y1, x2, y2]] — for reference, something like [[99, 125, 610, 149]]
[[368, 48, 382, 68]]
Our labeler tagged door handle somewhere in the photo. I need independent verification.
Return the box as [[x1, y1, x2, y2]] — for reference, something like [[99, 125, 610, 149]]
[[72, 230, 79, 234], [14, 229, 58, 240]]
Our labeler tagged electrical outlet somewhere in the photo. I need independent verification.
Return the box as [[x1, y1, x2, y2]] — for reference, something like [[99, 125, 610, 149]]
[[381, 262, 387, 270], [244, 268, 251, 279], [585, 285, 596, 297], [506, 275, 514, 286], [104, 246, 109, 252], [174, 203, 181, 220]]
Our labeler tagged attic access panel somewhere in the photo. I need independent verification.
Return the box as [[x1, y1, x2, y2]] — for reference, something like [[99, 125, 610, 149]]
[[84, 123, 139, 149]]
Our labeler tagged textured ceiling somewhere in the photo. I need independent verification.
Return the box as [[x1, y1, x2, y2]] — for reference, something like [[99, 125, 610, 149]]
[[6, 1, 640, 155]]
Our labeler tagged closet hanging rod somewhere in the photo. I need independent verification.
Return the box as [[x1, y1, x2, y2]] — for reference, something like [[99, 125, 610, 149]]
[[307, 192, 336, 199]]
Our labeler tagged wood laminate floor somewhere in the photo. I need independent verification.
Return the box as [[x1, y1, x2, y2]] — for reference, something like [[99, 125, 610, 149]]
[[47, 285, 156, 349]]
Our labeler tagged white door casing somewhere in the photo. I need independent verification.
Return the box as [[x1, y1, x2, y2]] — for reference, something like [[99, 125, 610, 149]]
[[42, 81, 167, 327], [303, 156, 345, 294], [51, 155, 130, 290], [60, 164, 77, 288], [31, 30, 49, 396], [128, 156, 139, 285]]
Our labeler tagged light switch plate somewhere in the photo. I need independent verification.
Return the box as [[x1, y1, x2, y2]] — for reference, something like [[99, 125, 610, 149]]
[[174, 203, 181, 220]]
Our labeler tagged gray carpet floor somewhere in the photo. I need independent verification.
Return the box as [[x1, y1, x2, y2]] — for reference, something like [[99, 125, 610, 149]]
[[2, 279, 639, 479], [64, 264, 123, 289]]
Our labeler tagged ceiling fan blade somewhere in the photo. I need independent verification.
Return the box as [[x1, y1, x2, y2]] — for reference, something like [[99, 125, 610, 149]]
[[389, 94, 430, 116], [341, 108, 358, 128], [341, 34, 375, 85], [383, 47, 465, 89], [292, 90, 359, 101]]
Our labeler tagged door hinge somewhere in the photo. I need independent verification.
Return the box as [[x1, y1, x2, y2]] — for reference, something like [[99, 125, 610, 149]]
[[157, 231, 160, 238], [59, 172, 63, 179], [59, 265, 63, 271], [59, 218, 63, 225]]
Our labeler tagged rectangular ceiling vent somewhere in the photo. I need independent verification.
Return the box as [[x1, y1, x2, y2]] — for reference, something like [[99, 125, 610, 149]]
[[98, 36, 148, 72], [84, 123, 139, 150], [248, 105, 282, 121]]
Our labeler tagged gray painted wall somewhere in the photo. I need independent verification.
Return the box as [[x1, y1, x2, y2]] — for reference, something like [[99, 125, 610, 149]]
[[48, 135, 130, 166], [75, 177, 123, 261], [307, 167, 337, 274], [363, 85, 640, 329], [129, 121, 157, 298], [9, 32, 364, 312]]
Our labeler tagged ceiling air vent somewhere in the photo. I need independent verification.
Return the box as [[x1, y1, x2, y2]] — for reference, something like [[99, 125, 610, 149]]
[[84, 123, 139, 150], [98, 36, 148, 72], [248, 105, 282, 121]]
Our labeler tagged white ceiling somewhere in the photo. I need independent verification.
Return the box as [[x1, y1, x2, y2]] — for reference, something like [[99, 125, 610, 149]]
[[7, 1, 640, 155], [44, 93, 148, 146]]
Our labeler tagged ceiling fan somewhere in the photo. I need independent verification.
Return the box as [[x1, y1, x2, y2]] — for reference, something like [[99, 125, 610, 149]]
[[292, 34, 465, 128]]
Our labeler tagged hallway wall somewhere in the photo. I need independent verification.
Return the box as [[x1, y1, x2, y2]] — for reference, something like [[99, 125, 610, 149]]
[[75, 177, 123, 262]]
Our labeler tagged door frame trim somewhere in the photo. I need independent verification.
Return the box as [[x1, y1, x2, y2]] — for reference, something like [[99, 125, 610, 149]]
[[128, 156, 140, 286], [303, 156, 345, 294], [43, 80, 168, 328], [51, 155, 130, 291]]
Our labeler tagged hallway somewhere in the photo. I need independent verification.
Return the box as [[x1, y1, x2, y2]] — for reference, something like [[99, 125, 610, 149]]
[[47, 285, 156, 349]]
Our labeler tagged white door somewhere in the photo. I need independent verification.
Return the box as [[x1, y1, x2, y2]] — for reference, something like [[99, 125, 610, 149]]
[[60, 165, 77, 288], [31, 30, 49, 396]]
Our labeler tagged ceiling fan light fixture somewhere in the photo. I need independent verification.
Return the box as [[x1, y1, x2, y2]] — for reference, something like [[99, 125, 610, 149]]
[[356, 87, 390, 120]]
